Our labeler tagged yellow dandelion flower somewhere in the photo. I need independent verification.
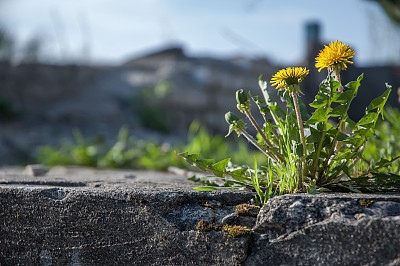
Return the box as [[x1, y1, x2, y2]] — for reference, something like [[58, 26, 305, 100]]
[[315, 40, 355, 72], [270, 67, 309, 92]]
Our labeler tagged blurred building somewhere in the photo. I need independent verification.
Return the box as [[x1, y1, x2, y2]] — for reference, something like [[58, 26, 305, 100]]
[[0, 23, 399, 164]]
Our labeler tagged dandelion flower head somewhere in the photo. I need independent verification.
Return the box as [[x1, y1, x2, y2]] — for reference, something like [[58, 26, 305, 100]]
[[270, 67, 309, 92], [315, 40, 355, 72]]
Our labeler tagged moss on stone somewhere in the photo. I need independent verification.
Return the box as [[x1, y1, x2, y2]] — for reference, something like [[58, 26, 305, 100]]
[[360, 199, 374, 208], [196, 219, 212, 232], [196, 220, 253, 238], [234, 203, 260, 217], [222, 225, 253, 238]]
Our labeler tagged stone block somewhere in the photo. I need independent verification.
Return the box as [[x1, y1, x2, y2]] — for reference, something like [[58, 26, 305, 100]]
[[0, 183, 254, 265], [247, 193, 400, 265], [1, 168, 400, 265]]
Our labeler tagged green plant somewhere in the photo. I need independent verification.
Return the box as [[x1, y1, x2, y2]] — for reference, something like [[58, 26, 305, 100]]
[[185, 121, 267, 166], [180, 40, 400, 204], [36, 126, 184, 170], [36, 129, 105, 167], [358, 107, 400, 175], [132, 81, 173, 133], [36, 121, 257, 171]]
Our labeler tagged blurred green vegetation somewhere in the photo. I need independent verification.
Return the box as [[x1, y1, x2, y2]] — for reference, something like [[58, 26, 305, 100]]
[[32, 108, 400, 175], [359, 107, 400, 174], [132, 81, 173, 133], [35, 106, 400, 174], [36, 121, 266, 171]]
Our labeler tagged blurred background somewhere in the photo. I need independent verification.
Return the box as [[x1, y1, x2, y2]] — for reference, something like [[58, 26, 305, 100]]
[[1, 0, 400, 65], [0, 0, 399, 167]]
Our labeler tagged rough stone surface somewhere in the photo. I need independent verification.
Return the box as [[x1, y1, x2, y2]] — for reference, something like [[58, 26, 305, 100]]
[[247, 193, 400, 265], [1, 167, 400, 265], [0, 166, 255, 265], [1, 185, 255, 265]]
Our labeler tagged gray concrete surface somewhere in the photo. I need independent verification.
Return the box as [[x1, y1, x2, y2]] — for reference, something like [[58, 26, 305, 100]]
[[1, 166, 400, 265], [0, 165, 197, 188], [0, 166, 255, 265]]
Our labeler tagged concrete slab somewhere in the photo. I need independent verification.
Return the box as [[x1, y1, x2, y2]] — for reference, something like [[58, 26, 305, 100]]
[[0, 165, 197, 188], [2, 165, 400, 265], [0, 166, 256, 265]]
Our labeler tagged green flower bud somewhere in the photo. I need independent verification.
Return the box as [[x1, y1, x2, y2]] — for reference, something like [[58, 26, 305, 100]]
[[236, 89, 250, 113], [225, 111, 245, 137], [225, 111, 239, 124]]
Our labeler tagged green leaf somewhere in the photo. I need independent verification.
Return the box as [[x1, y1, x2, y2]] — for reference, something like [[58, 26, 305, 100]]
[[229, 174, 250, 184], [259, 77, 274, 106], [310, 76, 340, 108], [366, 86, 391, 112], [342, 166, 351, 177], [212, 158, 230, 171], [193, 159, 214, 171], [269, 104, 286, 118], [369, 155, 400, 172], [295, 143, 303, 157], [342, 136, 363, 146], [306, 106, 328, 125], [178, 152, 250, 187], [192, 186, 238, 191], [334, 90, 354, 104], [329, 105, 347, 117], [310, 93, 329, 108], [326, 127, 338, 136], [331, 79, 342, 91], [307, 127, 322, 143], [211, 158, 231, 177], [359, 122, 375, 129], [332, 151, 354, 161], [327, 162, 348, 178], [258, 75, 267, 91], [338, 172, 400, 193], [255, 79, 286, 117], [250, 93, 270, 119], [197, 159, 215, 166], [345, 73, 363, 91], [356, 113, 377, 127], [192, 186, 219, 191], [231, 167, 248, 177], [337, 132, 349, 141], [185, 152, 200, 161], [352, 127, 370, 136], [298, 97, 311, 120], [345, 117, 356, 130], [353, 128, 374, 146]]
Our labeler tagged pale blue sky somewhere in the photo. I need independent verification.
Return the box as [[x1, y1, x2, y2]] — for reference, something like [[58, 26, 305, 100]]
[[0, 0, 398, 66]]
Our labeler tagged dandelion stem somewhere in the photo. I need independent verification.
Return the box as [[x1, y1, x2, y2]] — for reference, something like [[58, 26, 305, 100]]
[[311, 129, 326, 180], [291, 92, 306, 190], [317, 119, 345, 184], [332, 67, 344, 93], [243, 110, 287, 163], [244, 109, 274, 148], [270, 127, 281, 146], [333, 68, 346, 151], [239, 128, 286, 164]]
